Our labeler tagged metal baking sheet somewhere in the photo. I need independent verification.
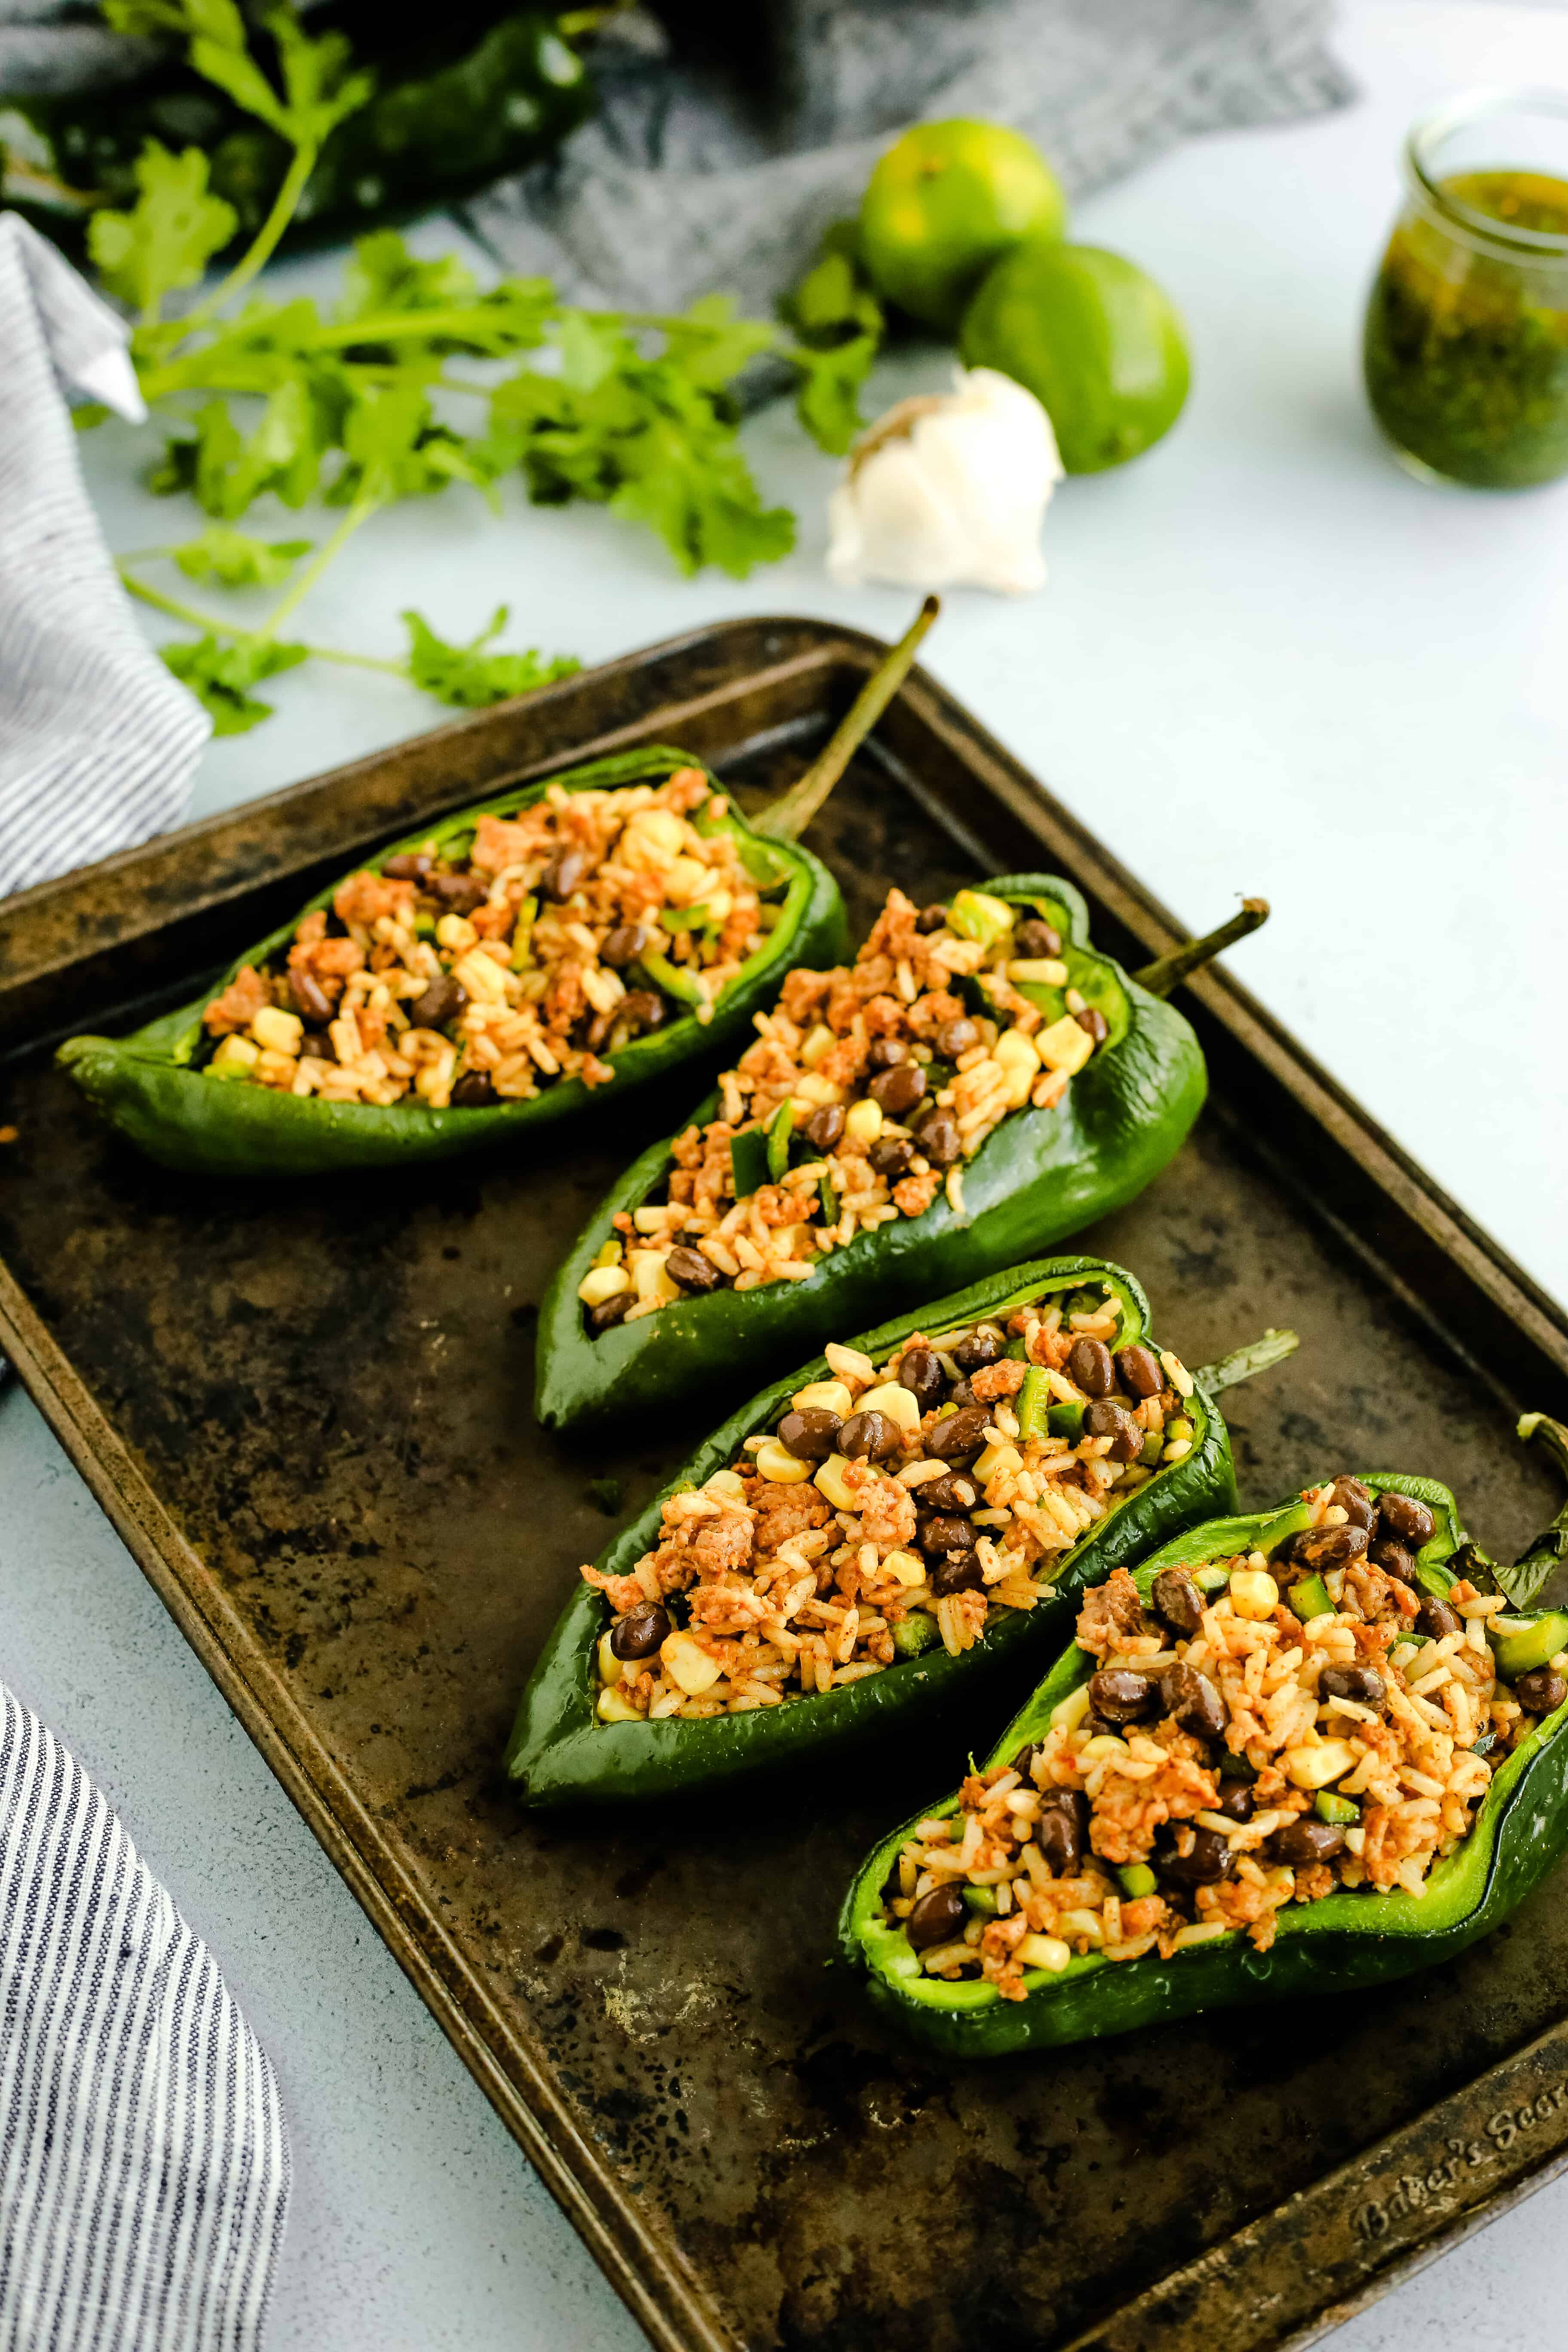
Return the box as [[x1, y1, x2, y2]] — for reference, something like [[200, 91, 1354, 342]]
[[2, 615, 1566, 2352]]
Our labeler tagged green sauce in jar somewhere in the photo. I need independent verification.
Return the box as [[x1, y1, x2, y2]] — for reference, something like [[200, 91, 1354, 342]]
[[1364, 104, 1568, 491]]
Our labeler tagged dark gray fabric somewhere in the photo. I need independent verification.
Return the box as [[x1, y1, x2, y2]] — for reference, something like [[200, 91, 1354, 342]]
[[463, 0, 1354, 312]]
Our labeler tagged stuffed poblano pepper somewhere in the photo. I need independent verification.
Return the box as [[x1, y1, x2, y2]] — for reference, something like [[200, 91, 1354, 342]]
[[536, 873, 1266, 1428], [57, 601, 942, 1179], [840, 1430, 1568, 2056], [56, 745, 843, 1176], [505, 1253, 1295, 1807]]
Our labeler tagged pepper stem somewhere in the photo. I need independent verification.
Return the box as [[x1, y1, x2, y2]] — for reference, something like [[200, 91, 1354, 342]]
[[1494, 1413, 1568, 1610], [1132, 899, 1269, 1000], [752, 596, 940, 844], [1193, 1327, 1298, 1394]]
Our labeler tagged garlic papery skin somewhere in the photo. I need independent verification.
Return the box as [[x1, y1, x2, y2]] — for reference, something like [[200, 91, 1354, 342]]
[[826, 367, 1063, 596]]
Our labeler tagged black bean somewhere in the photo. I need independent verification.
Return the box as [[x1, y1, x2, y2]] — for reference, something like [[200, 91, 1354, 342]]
[[430, 870, 487, 913], [921, 1513, 977, 1558], [1329, 1476, 1378, 1532], [609, 1605, 669, 1661], [906, 1883, 967, 1950], [666, 1245, 721, 1294], [1067, 1337, 1115, 1397], [946, 1378, 977, 1412], [290, 967, 336, 1027], [1155, 1826, 1234, 1887], [1416, 1597, 1461, 1641], [1378, 1492, 1436, 1549], [1321, 1664, 1387, 1707], [1516, 1666, 1568, 1715], [451, 1071, 498, 1108], [926, 1406, 990, 1462], [869, 1062, 927, 1118], [869, 1136, 915, 1178], [839, 1409, 900, 1462], [1011, 1743, 1041, 1784], [804, 1102, 845, 1153], [915, 1110, 962, 1167], [382, 852, 434, 882], [1267, 1819, 1347, 1866], [897, 1346, 946, 1409], [1075, 1007, 1109, 1044], [614, 990, 666, 1038], [1370, 1539, 1418, 1586], [914, 905, 949, 935], [1216, 1782, 1255, 1823], [952, 1325, 1004, 1372], [1114, 1344, 1164, 1400], [299, 1030, 334, 1062], [1161, 1660, 1227, 1742], [1036, 1790, 1089, 1875], [1014, 918, 1062, 959], [408, 974, 467, 1031], [777, 1407, 842, 1462], [929, 1552, 985, 1597], [588, 1293, 631, 1335], [601, 923, 650, 968], [1087, 1668, 1159, 1724], [1085, 1398, 1142, 1462], [1291, 1522, 1371, 1572], [866, 1038, 907, 1071], [936, 1017, 980, 1059], [917, 1471, 978, 1514], [1152, 1568, 1205, 1638], [542, 848, 588, 901]]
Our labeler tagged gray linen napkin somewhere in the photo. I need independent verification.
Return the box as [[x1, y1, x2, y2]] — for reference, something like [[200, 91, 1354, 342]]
[[0, 212, 210, 899], [464, 0, 1354, 313], [0, 1680, 290, 2352]]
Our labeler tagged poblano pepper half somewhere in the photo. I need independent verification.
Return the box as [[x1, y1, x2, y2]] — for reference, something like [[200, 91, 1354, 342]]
[[505, 1253, 1295, 1808], [839, 1430, 1568, 2057], [535, 882, 1265, 1430]]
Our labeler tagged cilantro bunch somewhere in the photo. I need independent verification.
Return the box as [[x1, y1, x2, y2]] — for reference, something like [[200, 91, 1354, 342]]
[[82, 0, 878, 735]]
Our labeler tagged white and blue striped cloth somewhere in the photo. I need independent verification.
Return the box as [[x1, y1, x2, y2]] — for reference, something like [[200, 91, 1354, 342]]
[[0, 211, 210, 899], [0, 1683, 289, 2350]]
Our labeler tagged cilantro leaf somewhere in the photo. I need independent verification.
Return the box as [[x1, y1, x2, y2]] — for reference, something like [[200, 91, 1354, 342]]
[[160, 632, 307, 733], [87, 141, 236, 319], [171, 525, 314, 587], [779, 234, 885, 456], [107, 0, 372, 150], [401, 607, 579, 708]]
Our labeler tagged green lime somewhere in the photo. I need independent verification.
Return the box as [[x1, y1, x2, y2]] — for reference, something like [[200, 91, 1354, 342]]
[[858, 119, 1067, 334], [960, 242, 1190, 472]]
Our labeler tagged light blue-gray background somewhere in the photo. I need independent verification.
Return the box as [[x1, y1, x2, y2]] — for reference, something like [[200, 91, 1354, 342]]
[[4, 3, 1565, 2344]]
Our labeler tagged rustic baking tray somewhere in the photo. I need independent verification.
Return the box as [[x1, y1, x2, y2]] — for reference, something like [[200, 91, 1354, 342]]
[[3, 616, 1567, 2352]]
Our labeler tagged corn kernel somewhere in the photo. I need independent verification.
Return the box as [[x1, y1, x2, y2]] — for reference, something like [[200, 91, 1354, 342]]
[[793, 1072, 842, 1109], [660, 1631, 723, 1695], [629, 1250, 681, 1308], [453, 948, 508, 1004], [704, 1468, 748, 1505], [814, 1454, 858, 1511], [883, 1549, 926, 1587], [597, 1685, 643, 1723], [626, 808, 684, 858], [800, 1024, 835, 1069], [1035, 1015, 1094, 1076], [1007, 957, 1069, 986], [974, 1439, 1023, 1483], [1017, 1933, 1072, 1974], [993, 1027, 1040, 1069], [435, 913, 477, 951], [251, 1004, 303, 1055], [209, 1033, 260, 1078], [1229, 1567, 1279, 1620], [578, 1264, 630, 1307], [856, 1380, 920, 1433], [1284, 1739, 1359, 1790], [1050, 1683, 1092, 1730], [664, 855, 711, 903], [844, 1096, 883, 1146], [793, 1379, 853, 1418], [597, 1631, 622, 1686], [753, 1436, 812, 1484]]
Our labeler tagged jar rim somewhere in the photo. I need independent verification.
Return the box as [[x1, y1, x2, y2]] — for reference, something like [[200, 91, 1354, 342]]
[[1404, 85, 1568, 260]]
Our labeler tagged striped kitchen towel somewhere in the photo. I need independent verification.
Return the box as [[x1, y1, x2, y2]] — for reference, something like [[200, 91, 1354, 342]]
[[0, 213, 210, 898], [0, 1681, 290, 2352]]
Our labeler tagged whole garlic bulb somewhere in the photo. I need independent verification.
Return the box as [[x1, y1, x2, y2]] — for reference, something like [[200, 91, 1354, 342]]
[[826, 367, 1063, 596]]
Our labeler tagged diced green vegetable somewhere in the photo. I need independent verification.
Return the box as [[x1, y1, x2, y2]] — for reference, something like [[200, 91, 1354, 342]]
[[634, 945, 706, 1009], [892, 1613, 942, 1659], [508, 893, 538, 971], [766, 1099, 795, 1183], [1289, 1573, 1334, 1623], [962, 1885, 1000, 1916], [1017, 1366, 1049, 1442], [1138, 1430, 1164, 1467], [1117, 1863, 1158, 1899], [1488, 1611, 1568, 1682], [729, 1127, 771, 1200], [1316, 1791, 1359, 1825], [946, 888, 1015, 949], [818, 1172, 837, 1225]]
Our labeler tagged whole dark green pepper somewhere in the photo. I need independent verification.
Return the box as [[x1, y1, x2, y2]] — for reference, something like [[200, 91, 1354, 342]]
[[535, 888, 1266, 1430], [56, 745, 843, 1177], [839, 1434, 1568, 2057], [505, 1255, 1294, 1808]]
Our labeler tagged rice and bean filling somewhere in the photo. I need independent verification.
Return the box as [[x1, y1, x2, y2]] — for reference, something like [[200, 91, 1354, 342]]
[[882, 1476, 1567, 2000], [579, 885, 1112, 1332], [587, 1283, 1200, 1721], [197, 769, 775, 1109]]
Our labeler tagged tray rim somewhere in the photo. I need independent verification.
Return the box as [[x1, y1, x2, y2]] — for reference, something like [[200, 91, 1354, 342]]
[[3, 610, 1567, 2352]]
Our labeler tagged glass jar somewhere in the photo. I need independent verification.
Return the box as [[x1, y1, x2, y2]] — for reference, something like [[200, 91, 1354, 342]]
[[1363, 87, 1568, 489]]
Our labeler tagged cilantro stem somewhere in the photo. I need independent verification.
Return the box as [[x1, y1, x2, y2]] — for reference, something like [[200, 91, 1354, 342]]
[[174, 142, 319, 349], [257, 492, 380, 639], [116, 564, 405, 676]]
